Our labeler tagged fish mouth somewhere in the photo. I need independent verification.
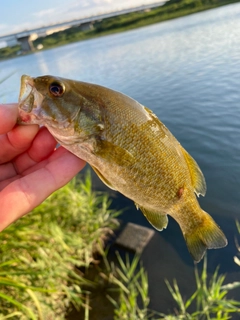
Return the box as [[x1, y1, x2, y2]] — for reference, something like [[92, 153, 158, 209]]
[[18, 75, 44, 124]]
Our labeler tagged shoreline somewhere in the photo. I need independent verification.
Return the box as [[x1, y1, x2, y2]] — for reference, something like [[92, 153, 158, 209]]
[[0, 0, 240, 61]]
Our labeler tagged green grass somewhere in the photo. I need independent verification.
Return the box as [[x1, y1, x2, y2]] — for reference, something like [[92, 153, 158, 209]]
[[0, 157, 240, 318], [0, 171, 240, 318], [0, 172, 120, 318], [164, 257, 240, 319], [234, 220, 240, 267], [104, 254, 240, 320], [104, 221, 240, 319], [1, 0, 240, 60], [33, 0, 240, 52], [0, 45, 21, 60], [105, 252, 150, 320]]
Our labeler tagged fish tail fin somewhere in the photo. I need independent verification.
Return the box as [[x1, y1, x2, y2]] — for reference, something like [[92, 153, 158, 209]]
[[184, 211, 227, 263]]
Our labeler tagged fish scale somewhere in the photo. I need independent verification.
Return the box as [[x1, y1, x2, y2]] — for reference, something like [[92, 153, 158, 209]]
[[18, 74, 227, 262]]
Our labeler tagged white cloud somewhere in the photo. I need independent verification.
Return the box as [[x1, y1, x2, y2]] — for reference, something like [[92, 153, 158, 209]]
[[0, 24, 9, 35], [0, 0, 164, 36], [0, 41, 7, 48], [94, 0, 112, 4], [33, 8, 56, 18], [0, 24, 8, 31]]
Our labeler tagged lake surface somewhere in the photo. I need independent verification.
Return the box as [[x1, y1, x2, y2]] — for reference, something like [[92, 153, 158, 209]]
[[1, 2, 240, 315]]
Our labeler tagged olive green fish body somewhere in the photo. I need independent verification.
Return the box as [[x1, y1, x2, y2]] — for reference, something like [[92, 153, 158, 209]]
[[18, 75, 227, 262]]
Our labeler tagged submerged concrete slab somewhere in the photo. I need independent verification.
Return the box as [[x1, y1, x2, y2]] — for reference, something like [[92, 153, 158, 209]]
[[115, 222, 155, 254]]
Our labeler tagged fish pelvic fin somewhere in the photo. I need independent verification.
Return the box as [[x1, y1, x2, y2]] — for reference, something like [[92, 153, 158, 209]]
[[137, 205, 168, 231], [184, 210, 227, 263], [91, 166, 117, 190], [180, 146, 207, 197]]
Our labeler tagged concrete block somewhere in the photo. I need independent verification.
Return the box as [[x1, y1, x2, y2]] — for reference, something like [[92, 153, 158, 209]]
[[115, 222, 155, 254]]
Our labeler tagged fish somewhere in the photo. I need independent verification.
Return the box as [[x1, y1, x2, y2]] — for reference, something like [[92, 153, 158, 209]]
[[18, 74, 227, 262]]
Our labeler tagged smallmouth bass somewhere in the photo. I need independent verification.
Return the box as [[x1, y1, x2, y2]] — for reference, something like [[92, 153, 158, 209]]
[[18, 75, 227, 262]]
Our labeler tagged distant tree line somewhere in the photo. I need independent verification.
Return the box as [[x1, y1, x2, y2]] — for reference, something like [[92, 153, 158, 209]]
[[0, 0, 239, 60]]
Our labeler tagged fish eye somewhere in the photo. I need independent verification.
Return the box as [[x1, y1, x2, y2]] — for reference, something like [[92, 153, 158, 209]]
[[49, 82, 65, 97]]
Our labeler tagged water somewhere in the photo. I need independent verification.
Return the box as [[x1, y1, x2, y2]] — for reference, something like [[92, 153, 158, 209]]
[[1, 2, 240, 314]]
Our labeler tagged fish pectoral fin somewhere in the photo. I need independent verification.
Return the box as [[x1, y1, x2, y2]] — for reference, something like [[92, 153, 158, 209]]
[[91, 166, 117, 190], [95, 140, 135, 167], [137, 205, 168, 231], [180, 146, 207, 197]]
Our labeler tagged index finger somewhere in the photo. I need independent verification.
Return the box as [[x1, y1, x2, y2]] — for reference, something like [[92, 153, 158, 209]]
[[0, 103, 40, 164], [0, 103, 18, 133]]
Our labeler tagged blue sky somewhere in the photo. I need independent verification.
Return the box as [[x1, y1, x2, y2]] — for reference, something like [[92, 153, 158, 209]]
[[0, 0, 163, 36]]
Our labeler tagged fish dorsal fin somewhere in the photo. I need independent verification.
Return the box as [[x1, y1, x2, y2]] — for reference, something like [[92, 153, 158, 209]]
[[137, 205, 168, 231], [180, 146, 206, 197], [92, 166, 116, 191]]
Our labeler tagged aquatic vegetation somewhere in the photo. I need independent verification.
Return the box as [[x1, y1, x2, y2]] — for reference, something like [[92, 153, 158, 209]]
[[105, 253, 150, 320], [163, 258, 240, 319], [0, 173, 120, 319], [0, 171, 239, 318], [107, 222, 240, 320], [233, 220, 240, 267], [106, 255, 240, 320]]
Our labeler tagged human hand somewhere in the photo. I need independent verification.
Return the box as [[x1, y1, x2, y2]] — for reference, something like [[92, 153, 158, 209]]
[[0, 103, 86, 231]]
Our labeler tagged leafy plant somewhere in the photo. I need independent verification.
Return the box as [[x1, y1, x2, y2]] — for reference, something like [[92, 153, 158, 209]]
[[234, 220, 240, 267], [105, 254, 240, 320], [106, 252, 150, 320], [0, 172, 120, 319], [163, 257, 240, 319], [1, 171, 240, 319]]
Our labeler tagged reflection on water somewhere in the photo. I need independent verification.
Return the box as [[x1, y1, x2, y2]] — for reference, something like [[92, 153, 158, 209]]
[[1, 2, 240, 314]]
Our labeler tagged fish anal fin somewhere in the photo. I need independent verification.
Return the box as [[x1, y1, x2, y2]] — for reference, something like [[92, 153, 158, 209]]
[[180, 146, 207, 197], [137, 205, 168, 231], [184, 210, 227, 262], [92, 166, 116, 191]]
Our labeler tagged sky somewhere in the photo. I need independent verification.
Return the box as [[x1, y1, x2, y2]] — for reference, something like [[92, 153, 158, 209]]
[[0, 0, 163, 36]]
